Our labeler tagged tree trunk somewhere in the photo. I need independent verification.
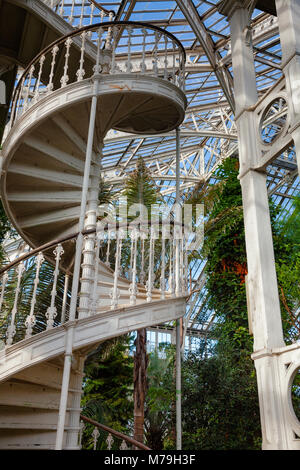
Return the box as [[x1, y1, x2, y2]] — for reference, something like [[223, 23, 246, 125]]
[[133, 328, 148, 444]]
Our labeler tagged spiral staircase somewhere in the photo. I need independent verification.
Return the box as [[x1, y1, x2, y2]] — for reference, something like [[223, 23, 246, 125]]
[[0, 2, 188, 450]]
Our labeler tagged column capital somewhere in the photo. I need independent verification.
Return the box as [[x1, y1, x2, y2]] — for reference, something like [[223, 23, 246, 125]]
[[217, 0, 253, 19]]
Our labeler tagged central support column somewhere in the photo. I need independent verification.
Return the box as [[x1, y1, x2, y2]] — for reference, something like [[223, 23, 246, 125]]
[[55, 73, 101, 450], [218, 0, 288, 449], [78, 143, 103, 319], [276, 0, 300, 174]]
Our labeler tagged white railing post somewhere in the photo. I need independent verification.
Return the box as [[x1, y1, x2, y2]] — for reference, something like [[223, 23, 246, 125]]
[[61, 273, 69, 324], [110, 230, 123, 310], [6, 262, 25, 345], [160, 237, 166, 299], [0, 272, 8, 313], [60, 37, 72, 88], [77, 31, 86, 82], [129, 228, 139, 305], [46, 244, 64, 330], [25, 252, 45, 339], [146, 228, 155, 302]]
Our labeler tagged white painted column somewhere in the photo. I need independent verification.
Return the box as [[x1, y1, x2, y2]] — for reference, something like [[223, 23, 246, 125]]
[[276, 0, 300, 173], [78, 144, 103, 319], [55, 73, 101, 450], [219, 1, 288, 449]]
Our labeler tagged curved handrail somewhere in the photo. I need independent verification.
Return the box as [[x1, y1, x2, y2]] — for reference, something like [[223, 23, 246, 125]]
[[80, 414, 151, 450], [89, 0, 115, 17], [10, 20, 186, 126]]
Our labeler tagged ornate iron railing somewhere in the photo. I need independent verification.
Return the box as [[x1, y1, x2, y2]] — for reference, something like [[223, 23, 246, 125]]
[[42, 0, 114, 27], [0, 222, 189, 347], [9, 21, 186, 129], [79, 415, 151, 450]]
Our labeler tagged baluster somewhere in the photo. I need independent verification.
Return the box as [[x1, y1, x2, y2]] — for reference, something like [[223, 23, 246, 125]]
[[6, 262, 25, 345], [153, 31, 162, 76], [106, 433, 114, 450], [90, 234, 101, 315], [111, 26, 119, 74], [47, 45, 59, 93], [94, 26, 103, 75], [129, 233, 134, 281], [168, 238, 175, 296], [46, 244, 64, 329], [68, 0, 75, 24], [140, 28, 147, 74], [160, 237, 166, 300], [110, 230, 124, 310], [15, 75, 26, 119], [105, 231, 111, 267], [183, 235, 188, 295], [179, 230, 184, 296], [59, 0, 65, 18], [164, 36, 169, 80], [175, 225, 181, 297], [105, 12, 114, 50], [61, 273, 69, 324], [172, 41, 176, 84], [181, 58, 186, 91], [60, 37, 72, 88], [23, 65, 35, 111], [0, 271, 8, 312], [79, 1, 84, 28], [140, 234, 146, 284], [79, 420, 85, 448], [129, 228, 139, 305], [77, 31, 86, 82], [89, 3, 95, 27], [146, 228, 155, 302], [33, 54, 45, 103], [25, 252, 45, 339], [126, 26, 133, 73], [92, 427, 100, 450], [120, 440, 128, 450]]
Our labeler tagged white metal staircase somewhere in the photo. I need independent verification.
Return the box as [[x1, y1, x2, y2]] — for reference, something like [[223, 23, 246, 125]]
[[0, 12, 188, 450]]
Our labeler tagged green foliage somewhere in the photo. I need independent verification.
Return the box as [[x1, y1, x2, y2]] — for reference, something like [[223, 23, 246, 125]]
[[181, 349, 261, 450], [123, 157, 161, 216], [81, 335, 134, 449], [145, 345, 176, 450], [179, 157, 299, 450]]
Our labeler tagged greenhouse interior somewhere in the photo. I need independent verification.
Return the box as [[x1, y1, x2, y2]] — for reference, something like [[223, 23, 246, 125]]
[[0, 0, 299, 451]]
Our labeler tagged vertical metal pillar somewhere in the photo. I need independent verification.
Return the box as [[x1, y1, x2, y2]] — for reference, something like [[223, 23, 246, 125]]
[[218, 0, 288, 449], [55, 73, 100, 450], [175, 127, 182, 450]]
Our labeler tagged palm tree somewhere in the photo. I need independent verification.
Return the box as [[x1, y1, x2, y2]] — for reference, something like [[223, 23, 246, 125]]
[[122, 157, 161, 444]]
